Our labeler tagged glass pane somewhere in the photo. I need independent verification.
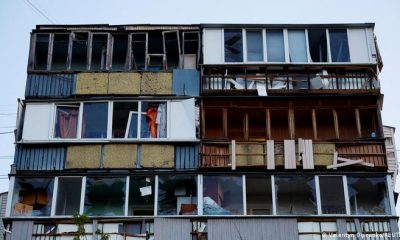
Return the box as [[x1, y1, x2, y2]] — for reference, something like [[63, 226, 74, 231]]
[[112, 34, 128, 70], [246, 175, 272, 215], [158, 175, 197, 215], [347, 176, 390, 215], [288, 30, 308, 62], [128, 176, 154, 216], [34, 34, 49, 70], [112, 102, 138, 138], [91, 34, 108, 70], [203, 176, 243, 215], [84, 177, 126, 216], [308, 29, 327, 62], [275, 176, 317, 215], [141, 102, 167, 138], [56, 177, 82, 215], [224, 29, 243, 62], [246, 30, 263, 61], [266, 30, 285, 62], [82, 102, 108, 138], [329, 29, 350, 62], [51, 34, 69, 70], [12, 178, 54, 216], [319, 176, 346, 214], [54, 105, 79, 138], [71, 32, 88, 70]]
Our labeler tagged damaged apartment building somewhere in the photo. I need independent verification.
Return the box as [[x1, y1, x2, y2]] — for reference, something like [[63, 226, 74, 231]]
[[2, 23, 399, 239]]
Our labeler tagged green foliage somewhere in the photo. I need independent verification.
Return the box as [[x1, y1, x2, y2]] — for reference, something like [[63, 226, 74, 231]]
[[72, 213, 88, 240]]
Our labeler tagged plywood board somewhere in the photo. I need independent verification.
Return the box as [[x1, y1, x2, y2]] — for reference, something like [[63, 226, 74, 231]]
[[66, 145, 101, 168], [284, 140, 296, 169], [140, 72, 172, 95], [140, 144, 174, 168], [76, 73, 108, 95], [103, 144, 137, 168], [108, 72, 141, 95]]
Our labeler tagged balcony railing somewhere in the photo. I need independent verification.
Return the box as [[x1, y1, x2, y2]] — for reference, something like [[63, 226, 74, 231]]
[[202, 71, 379, 94], [200, 140, 386, 170]]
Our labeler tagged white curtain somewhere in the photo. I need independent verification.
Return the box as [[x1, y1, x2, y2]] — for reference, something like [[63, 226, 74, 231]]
[[288, 30, 308, 62]]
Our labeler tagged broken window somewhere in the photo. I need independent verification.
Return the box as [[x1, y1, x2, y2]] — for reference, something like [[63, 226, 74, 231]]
[[246, 30, 263, 61], [224, 29, 243, 62], [54, 105, 79, 138], [319, 176, 346, 214], [111, 34, 128, 70], [81, 102, 108, 138], [34, 34, 50, 70], [182, 31, 199, 69], [270, 110, 290, 140], [55, 177, 82, 215], [288, 30, 308, 62], [112, 102, 139, 138], [128, 176, 154, 216], [203, 108, 223, 139], [337, 109, 358, 140], [71, 32, 89, 70], [91, 34, 108, 70], [84, 177, 126, 216], [131, 33, 147, 70], [308, 29, 328, 62], [147, 31, 165, 70], [203, 176, 243, 215], [158, 175, 197, 215], [246, 175, 272, 215], [51, 34, 69, 70], [316, 109, 336, 140], [12, 178, 54, 216], [266, 30, 285, 62], [294, 109, 313, 139], [163, 31, 181, 69], [360, 108, 378, 138], [347, 176, 390, 215], [329, 29, 350, 62], [275, 176, 317, 215]]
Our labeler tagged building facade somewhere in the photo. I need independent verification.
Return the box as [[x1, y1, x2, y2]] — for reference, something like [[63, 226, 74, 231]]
[[3, 23, 399, 240]]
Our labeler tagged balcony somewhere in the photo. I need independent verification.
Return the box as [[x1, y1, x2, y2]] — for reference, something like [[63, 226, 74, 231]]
[[200, 140, 386, 170], [201, 66, 379, 95]]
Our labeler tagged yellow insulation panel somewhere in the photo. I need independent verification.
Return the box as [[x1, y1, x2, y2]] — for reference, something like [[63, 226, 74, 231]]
[[140, 72, 172, 95], [274, 144, 284, 167], [141, 144, 174, 168], [66, 145, 101, 168], [314, 143, 335, 166], [108, 73, 141, 95], [103, 144, 137, 168], [236, 144, 265, 166], [76, 73, 109, 95]]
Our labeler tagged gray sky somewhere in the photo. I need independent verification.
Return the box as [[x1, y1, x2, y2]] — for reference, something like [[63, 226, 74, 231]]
[[0, 0, 399, 192]]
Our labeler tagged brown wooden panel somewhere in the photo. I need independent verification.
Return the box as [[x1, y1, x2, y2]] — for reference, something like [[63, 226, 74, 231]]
[[200, 143, 230, 167], [336, 143, 386, 167]]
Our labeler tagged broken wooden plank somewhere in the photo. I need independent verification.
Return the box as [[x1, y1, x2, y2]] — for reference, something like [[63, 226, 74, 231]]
[[327, 159, 364, 169]]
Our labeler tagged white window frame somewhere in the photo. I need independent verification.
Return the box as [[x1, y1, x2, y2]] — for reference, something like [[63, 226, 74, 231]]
[[244, 29, 265, 63], [51, 104, 81, 140], [286, 28, 310, 64], [317, 175, 349, 216], [52, 176, 84, 217]]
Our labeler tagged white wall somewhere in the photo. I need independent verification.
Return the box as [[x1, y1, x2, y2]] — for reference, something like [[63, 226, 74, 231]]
[[203, 28, 223, 64], [348, 28, 371, 63], [169, 98, 196, 139], [22, 103, 52, 141]]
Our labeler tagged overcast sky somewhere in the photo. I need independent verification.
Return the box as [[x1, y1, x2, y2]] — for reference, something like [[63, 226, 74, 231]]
[[0, 0, 399, 192]]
